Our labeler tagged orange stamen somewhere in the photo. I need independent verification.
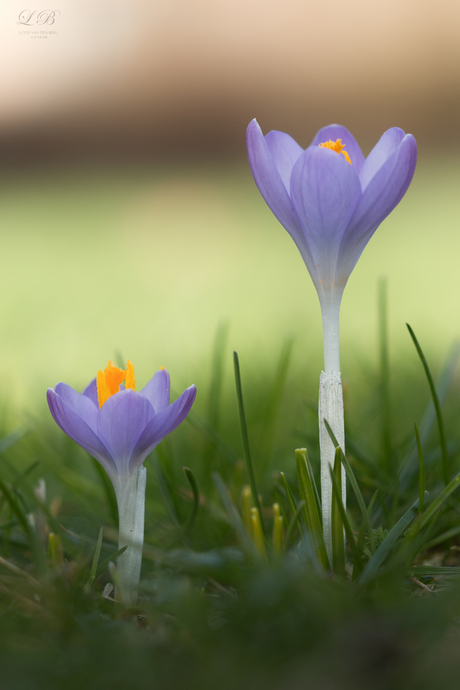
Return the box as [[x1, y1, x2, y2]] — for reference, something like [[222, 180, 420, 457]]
[[319, 139, 351, 165], [125, 360, 136, 391], [96, 360, 136, 408]]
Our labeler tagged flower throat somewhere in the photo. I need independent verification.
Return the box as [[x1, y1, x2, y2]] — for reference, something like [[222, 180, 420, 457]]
[[319, 139, 351, 164]]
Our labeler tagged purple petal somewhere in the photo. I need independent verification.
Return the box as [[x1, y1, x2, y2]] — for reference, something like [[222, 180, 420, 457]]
[[264, 130, 304, 193], [359, 128, 405, 191], [55, 382, 98, 432], [82, 377, 99, 408], [140, 369, 170, 413], [336, 134, 417, 283], [246, 119, 318, 282], [290, 146, 361, 289], [47, 388, 117, 477], [97, 389, 155, 476], [129, 385, 196, 472], [310, 125, 365, 174]]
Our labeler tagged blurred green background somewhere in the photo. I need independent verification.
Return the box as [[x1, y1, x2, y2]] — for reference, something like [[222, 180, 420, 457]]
[[1, 0, 459, 415], [1, 155, 459, 415]]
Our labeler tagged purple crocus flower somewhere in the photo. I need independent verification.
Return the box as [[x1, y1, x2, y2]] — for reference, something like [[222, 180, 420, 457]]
[[47, 361, 196, 489], [247, 120, 417, 563], [246, 121, 417, 312], [48, 360, 196, 603]]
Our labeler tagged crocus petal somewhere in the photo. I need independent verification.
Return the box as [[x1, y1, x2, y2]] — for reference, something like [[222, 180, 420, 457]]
[[47, 388, 117, 477], [140, 369, 170, 413], [55, 382, 98, 432], [359, 127, 405, 191], [97, 389, 155, 476], [264, 130, 304, 193], [246, 119, 319, 282], [290, 146, 361, 290], [310, 125, 365, 174], [82, 377, 99, 408], [336, 134, 417, 283], [129, 385, 197, 472]]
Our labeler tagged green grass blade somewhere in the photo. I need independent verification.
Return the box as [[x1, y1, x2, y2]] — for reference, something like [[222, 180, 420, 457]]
[[422, 525, 460, 550], [280, 473, 299, 518], [280, 472, 303, 536], [419, 470, 460, 531], [0, 427, 29, 455], [329, 462, 360, 568], [84, 526, 104, 593], [0, 477, 45, 573], [330, 448, 345, 577], [283, 500, 305, 548], [97, 545, 128, 575], [414, 424, 425, 514], [358, 497, 420, 584], [324, 419, 375, 554], [233, 351, 264, 534], [408, 565, 460, 579], [152, 454, 181, 527], [296, 448, 329, 569], [212, 471, 254, 552], [399, 341, 460, 486], [406, 323, 450, 486], [183, 467, 200, 530]]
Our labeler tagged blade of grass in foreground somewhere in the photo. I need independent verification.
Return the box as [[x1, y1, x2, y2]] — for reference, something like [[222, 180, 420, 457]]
[[358, 496, 422, 584], [283, 500, 306, 549], [329, 459, 360, 571], [419, 470, 460, 531], [0, 477, 45, 574], [212, 471, 254, 552], [324, 419, 375, 554], [183, 467, 200, 530], [330, 448, 345, 577], [406, 323, 450, 486], [84, 526, 104, 593], [280, 472, 302, 535], [399, 342, 460, 491], [233, 351, 264, 535], [296, 448, 329, 570], [414, 424, 425, 514]]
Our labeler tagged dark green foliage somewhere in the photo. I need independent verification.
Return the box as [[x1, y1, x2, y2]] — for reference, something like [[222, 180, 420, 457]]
[[1, 322, 460, 688]]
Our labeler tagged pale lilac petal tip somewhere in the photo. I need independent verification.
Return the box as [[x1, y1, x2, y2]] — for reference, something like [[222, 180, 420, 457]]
[[140, 368, 170, 413], [129, 384, 197, 472]]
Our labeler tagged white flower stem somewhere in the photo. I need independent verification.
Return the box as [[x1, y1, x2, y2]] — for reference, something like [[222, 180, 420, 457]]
[[114, 466, 146, 605], [319, 296, 346, 564]]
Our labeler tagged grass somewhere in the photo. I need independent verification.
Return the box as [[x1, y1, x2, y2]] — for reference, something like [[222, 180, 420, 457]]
[[1, 157, 460, 687]]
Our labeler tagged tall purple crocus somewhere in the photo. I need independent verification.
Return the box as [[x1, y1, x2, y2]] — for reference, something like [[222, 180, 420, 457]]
[[48, 361, 196, 602], [247, 120, 417, 561]]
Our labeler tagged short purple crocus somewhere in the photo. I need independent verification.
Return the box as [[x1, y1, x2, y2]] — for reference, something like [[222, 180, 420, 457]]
[[246, 120, 417, 304], [47, 361, 196, 489]]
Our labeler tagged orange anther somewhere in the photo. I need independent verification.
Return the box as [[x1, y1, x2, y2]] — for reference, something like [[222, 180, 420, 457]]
[[96, 360, 136, 408], [319, 139, 351, 164]]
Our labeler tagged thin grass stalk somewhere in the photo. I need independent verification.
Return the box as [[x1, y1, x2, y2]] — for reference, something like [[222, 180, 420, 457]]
[[233, 351, 264, 534], [406, 323, 450, 486]]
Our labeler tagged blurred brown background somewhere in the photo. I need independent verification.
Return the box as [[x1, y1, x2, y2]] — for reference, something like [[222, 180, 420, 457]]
[[1, 0, 458, 164]]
